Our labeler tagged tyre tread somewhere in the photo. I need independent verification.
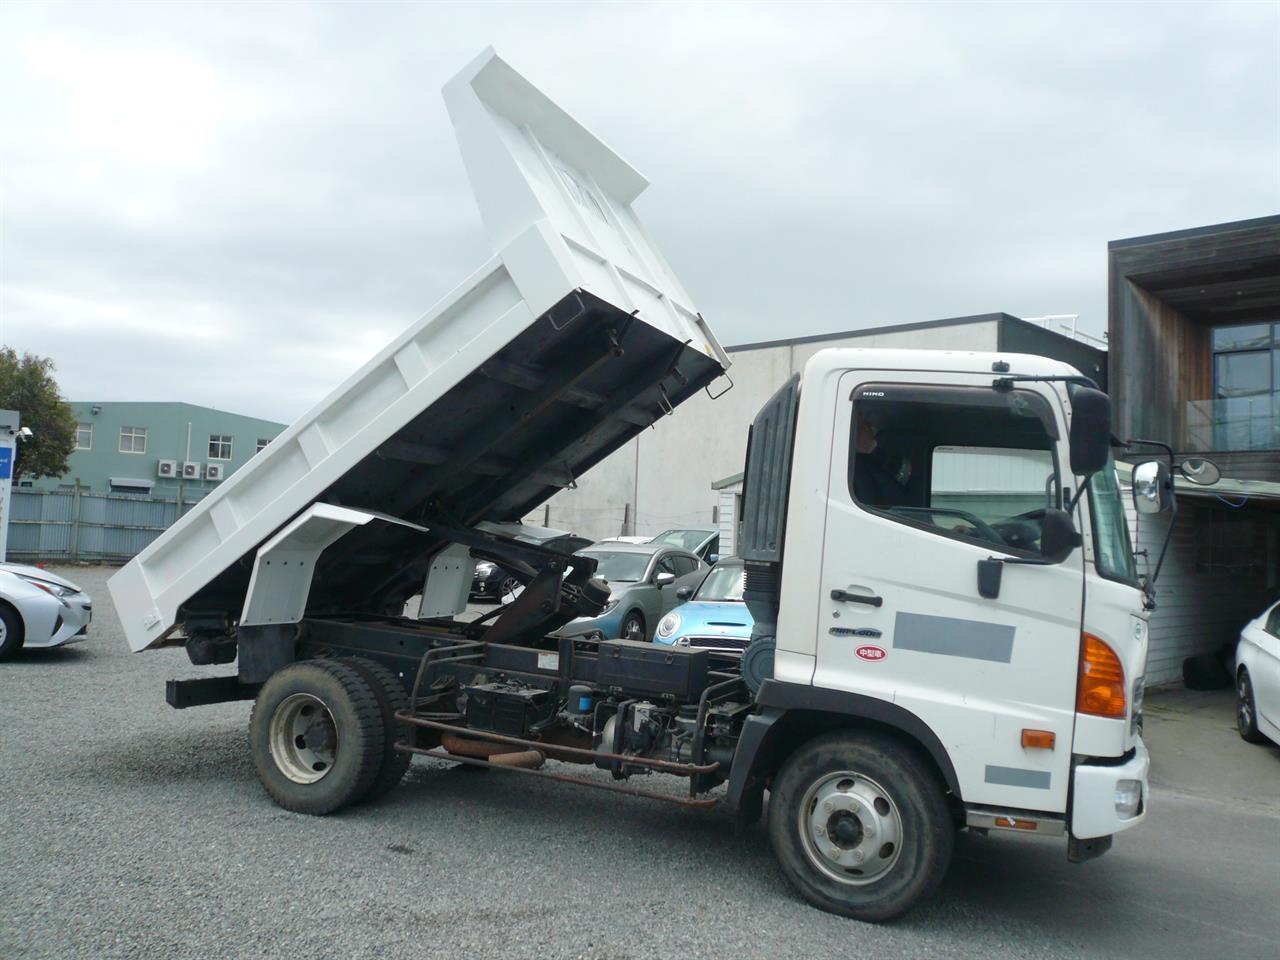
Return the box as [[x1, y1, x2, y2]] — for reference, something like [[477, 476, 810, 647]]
[[343, 657, 413, 801]]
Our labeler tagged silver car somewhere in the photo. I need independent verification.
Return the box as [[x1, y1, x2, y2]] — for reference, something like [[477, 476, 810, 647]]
[[0, 563, 93, 659], [561, 543, 706, 642]]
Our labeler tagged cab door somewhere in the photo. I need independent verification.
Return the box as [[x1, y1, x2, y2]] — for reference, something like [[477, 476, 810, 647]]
[[816, 373, 1083, 813]]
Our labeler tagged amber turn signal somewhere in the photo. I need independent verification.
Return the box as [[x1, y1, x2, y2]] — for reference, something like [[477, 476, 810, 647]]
[[1077, 633, 1126, 719], [1021, 729, 1056, 749], [994, 817, 1037, 831]]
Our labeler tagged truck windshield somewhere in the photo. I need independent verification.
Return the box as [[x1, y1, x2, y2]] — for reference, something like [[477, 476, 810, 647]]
[[1088, 460, 1138, 584], [577, 551, 650, 583], [695, 563, 745, 601]]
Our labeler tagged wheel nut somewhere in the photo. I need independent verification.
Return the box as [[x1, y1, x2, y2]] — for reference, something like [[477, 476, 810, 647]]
[[852, 850, 865, 863], [814, 825, 825, 836], [823, 801, 832, 813]]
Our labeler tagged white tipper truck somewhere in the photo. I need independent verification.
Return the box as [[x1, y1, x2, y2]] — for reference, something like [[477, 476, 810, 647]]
[[109, 48, 1179, 921]]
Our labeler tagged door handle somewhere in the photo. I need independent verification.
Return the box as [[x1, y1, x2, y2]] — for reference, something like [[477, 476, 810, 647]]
[[831, 589, 883, 607]]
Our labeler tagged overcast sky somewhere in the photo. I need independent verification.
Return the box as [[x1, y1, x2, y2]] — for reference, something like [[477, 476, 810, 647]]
[[1, 1, 1277, 423]]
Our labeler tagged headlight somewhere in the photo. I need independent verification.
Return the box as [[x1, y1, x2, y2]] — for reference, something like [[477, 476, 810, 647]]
[[475, 562, 496, 576], [657, 612, 681, 638], [18, 575, 76, 600], [600, 599, 619, 615], [1114, 779, 1142, 819]]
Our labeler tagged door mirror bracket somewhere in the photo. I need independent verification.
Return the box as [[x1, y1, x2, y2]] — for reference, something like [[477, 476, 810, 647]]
[[975, 508, 1080, 598]]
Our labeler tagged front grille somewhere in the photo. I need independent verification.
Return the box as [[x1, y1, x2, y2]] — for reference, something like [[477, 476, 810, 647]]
[[686, 635, 749, 654]]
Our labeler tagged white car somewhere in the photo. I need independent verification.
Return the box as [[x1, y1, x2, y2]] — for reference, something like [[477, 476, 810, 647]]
[[1235, 599, 1280, 746], [0, 563, 93, 659]]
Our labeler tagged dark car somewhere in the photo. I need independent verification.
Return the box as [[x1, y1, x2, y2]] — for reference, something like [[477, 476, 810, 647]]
[[469, 522, 592, 602]]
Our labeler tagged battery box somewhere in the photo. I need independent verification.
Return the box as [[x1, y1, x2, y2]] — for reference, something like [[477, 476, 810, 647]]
[[595, 640, 709, 701], [464, 683, 551, 737]]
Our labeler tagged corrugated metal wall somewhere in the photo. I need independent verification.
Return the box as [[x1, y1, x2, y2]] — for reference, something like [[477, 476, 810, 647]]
[[7, 489, 197, 564]]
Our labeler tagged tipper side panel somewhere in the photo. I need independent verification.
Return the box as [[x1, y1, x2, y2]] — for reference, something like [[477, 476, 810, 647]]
[[109, 49, 728, 652]]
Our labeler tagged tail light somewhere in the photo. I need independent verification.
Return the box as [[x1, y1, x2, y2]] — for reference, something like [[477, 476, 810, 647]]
[[1077, 633, 1126, 719]]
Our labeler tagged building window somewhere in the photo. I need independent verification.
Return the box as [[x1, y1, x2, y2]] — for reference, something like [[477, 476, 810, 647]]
[[75, 424, 93, 450], [1192, 505, 1266, 577], [1211, 322, 1279, 450], [208, 434, 233, 460], [119, 426, 147, 454], [255, 438, 271, 454]]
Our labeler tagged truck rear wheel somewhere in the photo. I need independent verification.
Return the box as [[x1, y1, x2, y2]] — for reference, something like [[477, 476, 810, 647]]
[[342, 657, 414, 801], [767, 730, 953, 922], [249, 660, 385, 815]]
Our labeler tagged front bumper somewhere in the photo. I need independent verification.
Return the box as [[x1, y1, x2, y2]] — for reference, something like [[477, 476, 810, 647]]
[[1070, 737, 1149, 840], [48, 595, 92, 647]]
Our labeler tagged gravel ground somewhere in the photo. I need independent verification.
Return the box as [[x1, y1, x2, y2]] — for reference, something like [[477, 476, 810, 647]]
[[2, 565, 1278, 960]]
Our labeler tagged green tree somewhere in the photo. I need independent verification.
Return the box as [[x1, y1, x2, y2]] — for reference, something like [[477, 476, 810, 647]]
[[0, 347, 77, 481]]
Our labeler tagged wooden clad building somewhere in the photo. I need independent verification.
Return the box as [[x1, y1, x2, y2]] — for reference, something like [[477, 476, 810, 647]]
[[1109, 216, 1280, 685]]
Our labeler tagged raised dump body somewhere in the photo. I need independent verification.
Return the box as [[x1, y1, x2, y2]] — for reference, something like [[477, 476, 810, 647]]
[[109, 48, 729, 653]]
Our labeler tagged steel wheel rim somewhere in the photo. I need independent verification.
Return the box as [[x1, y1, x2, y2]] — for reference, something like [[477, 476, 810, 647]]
[[1238, 674, 1253, 731], [269, 693, 338, 784], [797, 771, 904, 886]]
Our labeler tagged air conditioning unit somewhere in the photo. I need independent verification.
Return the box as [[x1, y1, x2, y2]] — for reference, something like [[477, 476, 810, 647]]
[[181, 462, 201, 480], [157, 459, 177, 479], [205, 463, 225, 482]]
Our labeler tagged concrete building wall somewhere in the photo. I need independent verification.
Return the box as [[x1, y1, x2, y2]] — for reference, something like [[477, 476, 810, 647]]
[[540, 317, 1001, 541], [28, 402, 286, 501]]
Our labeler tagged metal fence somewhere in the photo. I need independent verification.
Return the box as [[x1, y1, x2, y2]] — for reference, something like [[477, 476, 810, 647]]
[[8, 488, 201, 564]]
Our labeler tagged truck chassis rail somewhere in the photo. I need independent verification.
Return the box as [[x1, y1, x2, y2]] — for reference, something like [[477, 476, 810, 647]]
[[394, 711, 722, 779], [393, 740, 719, 809]]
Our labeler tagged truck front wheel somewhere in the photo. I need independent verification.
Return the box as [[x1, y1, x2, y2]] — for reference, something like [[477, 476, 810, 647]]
[[249, 660, 385, 815], [767, 730, 953, 922]]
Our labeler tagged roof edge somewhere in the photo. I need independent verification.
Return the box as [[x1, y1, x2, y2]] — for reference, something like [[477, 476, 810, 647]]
[[726, 313, 1018, 353], [1108, 214, 1280, 250]]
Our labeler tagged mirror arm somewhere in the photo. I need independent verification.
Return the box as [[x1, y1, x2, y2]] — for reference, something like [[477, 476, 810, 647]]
[[1123, 437, 1176, 472], [1148, 492, 1177, 588], [1125, 438, 1179, 596]]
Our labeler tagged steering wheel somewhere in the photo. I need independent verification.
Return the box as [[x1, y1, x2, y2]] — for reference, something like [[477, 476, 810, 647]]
[[887, 506, 1006, 545], [989, 508, 1049, 551]]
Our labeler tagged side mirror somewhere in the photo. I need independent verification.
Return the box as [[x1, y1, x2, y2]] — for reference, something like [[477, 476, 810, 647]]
[[1132, 460, 1173, 515], [1069, 387, 1112, 477], [1179, 457, 1220, 486], [655, 571, 676, 586], [707, 554, 719, 565], [675, 585, 693, 601], [1040, 507, 1081, 563]]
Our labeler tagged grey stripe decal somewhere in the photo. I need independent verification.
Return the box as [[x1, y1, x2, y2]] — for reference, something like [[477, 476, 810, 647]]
[[985, 765, 1052, 790], [893, 612, 1015, 663]]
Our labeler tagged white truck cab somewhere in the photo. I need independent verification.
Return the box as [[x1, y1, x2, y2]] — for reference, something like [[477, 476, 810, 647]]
[[729, 348, 1151, 907], [107, 49, 1168, 924]]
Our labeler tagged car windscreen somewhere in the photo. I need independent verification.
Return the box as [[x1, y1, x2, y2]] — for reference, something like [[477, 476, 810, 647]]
[[651, 529, 712, 551], [695, 563, 745, 601], [578, 551, 649, 583]]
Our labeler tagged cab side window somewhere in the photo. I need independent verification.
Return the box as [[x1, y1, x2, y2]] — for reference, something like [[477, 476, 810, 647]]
[[850, 384, 1060, 556], [655, 556, 680, 579]]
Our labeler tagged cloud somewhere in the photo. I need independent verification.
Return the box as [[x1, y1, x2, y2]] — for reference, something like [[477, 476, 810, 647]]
[[1, 1, 1276, 422]]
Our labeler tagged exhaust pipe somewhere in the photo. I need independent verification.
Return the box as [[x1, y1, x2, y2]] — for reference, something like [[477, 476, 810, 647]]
[[441, 732, 545, 769]]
